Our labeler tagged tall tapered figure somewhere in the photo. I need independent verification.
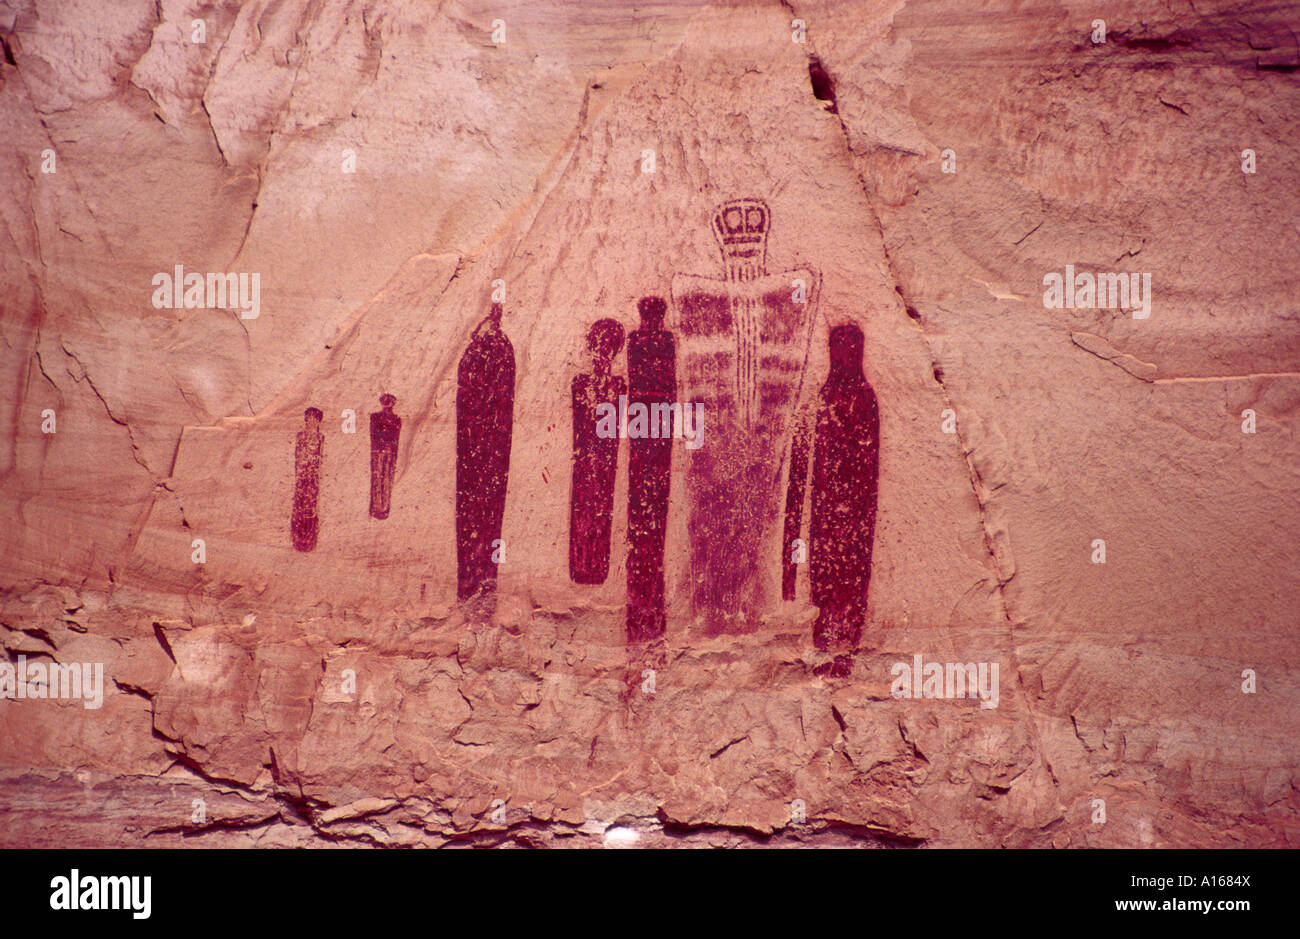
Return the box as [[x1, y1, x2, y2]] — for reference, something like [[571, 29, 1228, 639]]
[[456, 303, 515, 601], [369, 394, 401, 520], [808, 323, 879, 651], [570, 319, 626, 584], [626, 296, 675, 641], [672, 199, 819, 632], [291, 407, 324, 552], [782, 415, 812, 601]]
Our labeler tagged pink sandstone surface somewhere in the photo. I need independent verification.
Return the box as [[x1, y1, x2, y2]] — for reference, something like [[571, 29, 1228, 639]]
[[0, 0, 1297, 847]]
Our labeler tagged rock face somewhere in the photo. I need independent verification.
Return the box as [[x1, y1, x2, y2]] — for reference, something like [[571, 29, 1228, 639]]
[[1, 0, 1297, 848]]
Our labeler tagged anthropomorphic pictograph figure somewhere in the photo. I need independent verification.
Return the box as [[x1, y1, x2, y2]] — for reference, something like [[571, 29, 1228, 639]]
[[626, 296, 676, 641], [570, 319, 626, 585], [455, 302, 515, 601], [671, 199, 820, 633], [291, 407, 325, 552], [369, 394, 401, 520], [782, 415, 811, 601], [784, 323, 880, 651]]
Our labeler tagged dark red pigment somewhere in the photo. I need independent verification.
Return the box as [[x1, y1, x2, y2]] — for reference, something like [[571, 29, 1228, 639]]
[[455, 303, 515, 601], [782, 414, 811, 601], [369, 394, 401, 520], [569, 319, 626, 584], [673, 198, 820, 634], [677, 282, 812, 632], [625, 296, 675, 642], [808, 323, 879, 651], [291, 407, 324, 552]]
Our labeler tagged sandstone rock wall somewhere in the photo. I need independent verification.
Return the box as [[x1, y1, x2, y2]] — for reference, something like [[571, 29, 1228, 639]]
[[1, 0, 1296, 847]]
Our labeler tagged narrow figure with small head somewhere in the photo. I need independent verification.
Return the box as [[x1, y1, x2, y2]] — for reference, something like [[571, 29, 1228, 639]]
[[570, 319, 626, 584], [456, 303, 515, 601], [369, 394, 401, 520], [292, 407, 324, 552], [808, 323, 879, 651], [626, 296, 675, 641]]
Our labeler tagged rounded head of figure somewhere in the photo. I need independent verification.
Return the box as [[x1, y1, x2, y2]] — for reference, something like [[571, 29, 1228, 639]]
[[638, 296, 667, 330], [379, 393, 396, 409], [587, 318, 625, 367], [828, 323, 865, 377], [304, 407, 324, 425]]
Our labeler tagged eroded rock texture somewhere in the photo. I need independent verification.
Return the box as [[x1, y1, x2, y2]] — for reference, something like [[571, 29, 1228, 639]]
[[1, 0, 1297, 847]]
